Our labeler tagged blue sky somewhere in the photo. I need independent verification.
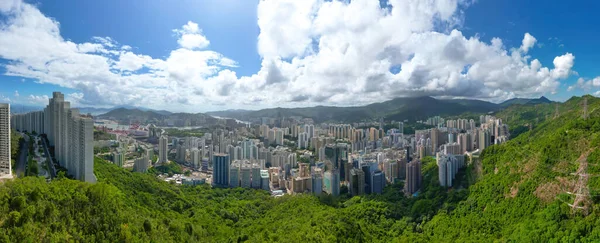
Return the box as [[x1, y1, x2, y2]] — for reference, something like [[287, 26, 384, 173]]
[[0, 0, 597, 112], [460, 0, 600, 101]]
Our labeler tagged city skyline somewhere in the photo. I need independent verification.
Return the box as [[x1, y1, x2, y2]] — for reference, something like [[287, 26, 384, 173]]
[[1, 0, 600, 112], [1, 1, 599, 241]]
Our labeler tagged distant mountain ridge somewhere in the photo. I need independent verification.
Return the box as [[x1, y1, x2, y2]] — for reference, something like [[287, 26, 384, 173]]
[[97, 107, 218, 126], [9, 95, 553, 123], [497, 96, 553, 108], [77, 105, 173, 116], [206, 96, 553, 123]]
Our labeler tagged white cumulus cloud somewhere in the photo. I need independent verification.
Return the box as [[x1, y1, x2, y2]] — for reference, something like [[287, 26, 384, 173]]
[[520, 33, 537, 53], [0, 0, 582, 111], [174, 21, 210, 50], [27, 94, 49, 104]]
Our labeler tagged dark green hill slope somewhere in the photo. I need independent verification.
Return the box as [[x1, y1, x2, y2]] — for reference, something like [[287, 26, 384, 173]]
[[420, 95, 600, 241], [499, 96, 553, 108], [208, 96, 502, 123]]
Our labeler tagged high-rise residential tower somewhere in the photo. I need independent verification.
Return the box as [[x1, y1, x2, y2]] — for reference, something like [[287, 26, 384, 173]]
[[324, 170, 340, 196], [33, 92, 97, 183], [213, 153, 230, 187], [405, 160, 422, 195], [158, 135, 168, 164], [0, 104, 11, 178], [191, 148, 200, 168]]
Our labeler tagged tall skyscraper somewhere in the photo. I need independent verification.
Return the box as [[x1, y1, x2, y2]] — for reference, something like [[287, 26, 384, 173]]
[[298, 132, 308, 149], [235, 146, 243, 161], [361, 163, 373, 194], [438, 154, 454, 187], [324, 170, 340, 196], [251, 145, 258, 160], [240, 161, 252, 188], [478, 129, 491, 151], [76, 116, 96, 183], [443, 142, 461, 155], [458, 133, 472, 153], [133, 156, 149, 173], [191, 148, 200, 168], [34, 92, 96, 183], [176, 145, 187, 163], [304, 124, 314, 139], [325, 143, 349, 181], [371, 170, 385, 194], [350, 168, 365, 196], [10, 111, 44, 134], [275, 129, 284, 145], [242, 139, 253, 159], [369, 127, 378, 141], [251, 162, 262, 189], [229, 160, 240, 188], [158, 135, 169, 164], [260, 169, 270, 191], [227, 144, 235, 160], [144, 147, 154, 164], [268, 129, 275, 145], [0, 104, 11, 178], [213, 153, 230, 187], [398, 122, 404, 136], [430, 128, 439, 154], [312, 168, 323, 195], [112, 151, 125, 167], [405, 160, 422, 195], [398, 158, 407, 180]]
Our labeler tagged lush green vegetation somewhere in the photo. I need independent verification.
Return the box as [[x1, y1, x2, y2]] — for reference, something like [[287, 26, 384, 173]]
[[26, 155, 38, 177], [93, 129, 116, 141], [10, 130, 22, 172], [148, 161, 183, 176], [93, 147, 111, 154], [0, 156, 472, 242], [494, 102, 555, 138], [164, 128, 206, 138], [1, 96, 600, 242]]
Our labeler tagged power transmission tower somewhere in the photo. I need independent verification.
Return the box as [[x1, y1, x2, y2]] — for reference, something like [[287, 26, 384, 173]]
[[554, 103, 560, 119], [583, 97, 589, 120], [556, 151, 599, 216], [567, 153, 592, 215]]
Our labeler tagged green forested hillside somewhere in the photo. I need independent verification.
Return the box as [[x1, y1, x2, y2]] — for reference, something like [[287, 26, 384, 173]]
[[1, 96, 600, 242], [430, 95, 600, 241], [208, 96, 501, 123], [0, 157, 468, 242]]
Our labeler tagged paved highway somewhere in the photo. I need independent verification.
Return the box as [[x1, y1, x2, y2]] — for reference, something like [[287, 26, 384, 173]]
[[40, 137, 56, 178]]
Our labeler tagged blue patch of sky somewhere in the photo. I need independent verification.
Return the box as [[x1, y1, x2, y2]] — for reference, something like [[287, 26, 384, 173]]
[[389, 65, 401, 75]]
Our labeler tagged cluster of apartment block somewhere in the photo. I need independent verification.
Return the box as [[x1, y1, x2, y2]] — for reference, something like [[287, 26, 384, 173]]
[[10, 92, 96, 183]]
